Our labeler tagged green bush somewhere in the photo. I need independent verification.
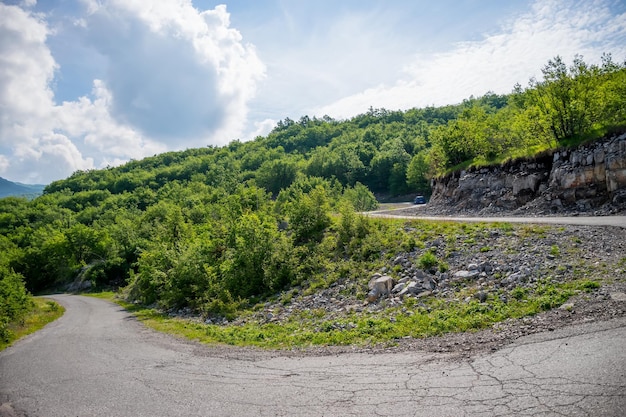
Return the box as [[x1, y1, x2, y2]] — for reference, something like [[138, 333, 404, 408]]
[[342, 182, 378, 212], [418, 251, 438, 270], [0, 266, 33, 342]]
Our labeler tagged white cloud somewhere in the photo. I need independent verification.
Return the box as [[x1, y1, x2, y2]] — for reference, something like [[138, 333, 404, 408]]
[[245, 118, 277, 141], [55, 80, 166, 159], [0, 3, 93, 184], [0, 1, 264, 183], [10, 133, 94, 184], [0, 4, 56, 134], [251, 5, 412, 121], [0, 155, 8, 174], [81, 0, 265, 146], [315, 0, 626, 119], [1, 0, 624, 184]]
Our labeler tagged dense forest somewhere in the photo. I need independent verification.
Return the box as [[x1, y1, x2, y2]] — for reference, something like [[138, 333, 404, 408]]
[[1, 55, 625, 338]]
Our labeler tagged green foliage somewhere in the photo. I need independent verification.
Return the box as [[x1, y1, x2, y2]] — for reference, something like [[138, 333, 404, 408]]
[[369, 138, 411, 195], [96, 273, 596, 349], [577, 280, 600, 292], [418, 251, 438, 271], [255, 158, 299, 196], [342, 182, 378, 212], [284, 186, 332, 245], [406, 151, 430, 193], [550, 245, 560, 257], [0, 297, 63, 350], [0, 265, 33, 342], [518, 54, 626, 146]]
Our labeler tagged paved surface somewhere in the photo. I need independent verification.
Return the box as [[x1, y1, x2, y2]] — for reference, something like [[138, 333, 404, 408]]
[[366, 209, 626, 228], [1, 295, 625, 416]]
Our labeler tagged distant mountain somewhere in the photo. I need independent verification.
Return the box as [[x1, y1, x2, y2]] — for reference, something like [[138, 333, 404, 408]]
[[0, 177, 45, 199]]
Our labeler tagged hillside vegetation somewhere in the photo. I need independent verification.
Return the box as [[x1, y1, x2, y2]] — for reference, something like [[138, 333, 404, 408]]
[[1, 55, 625, 340]]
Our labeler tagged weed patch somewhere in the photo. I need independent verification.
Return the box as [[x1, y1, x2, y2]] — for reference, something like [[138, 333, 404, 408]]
[[0, 298, 64, 351]]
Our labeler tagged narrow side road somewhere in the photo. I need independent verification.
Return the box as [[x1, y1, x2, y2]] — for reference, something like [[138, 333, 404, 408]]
[[1, 295, 625, 416]]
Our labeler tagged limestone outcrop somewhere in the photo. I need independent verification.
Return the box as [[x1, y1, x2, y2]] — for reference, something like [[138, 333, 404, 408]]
[[429, 132, 626, 215]]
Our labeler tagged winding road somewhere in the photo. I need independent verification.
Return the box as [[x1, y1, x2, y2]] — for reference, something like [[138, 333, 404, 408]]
[[1, 295, 625, 416]]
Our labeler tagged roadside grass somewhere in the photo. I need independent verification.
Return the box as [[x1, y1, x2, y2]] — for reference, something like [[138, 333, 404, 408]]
[[89, 277, 599, 350], [0, 298, 64, 351]]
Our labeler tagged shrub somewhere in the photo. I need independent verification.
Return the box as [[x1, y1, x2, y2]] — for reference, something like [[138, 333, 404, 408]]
[[0, 266, 33, 342], [418, 251, 438, 270], [550, 245, 560, 257]]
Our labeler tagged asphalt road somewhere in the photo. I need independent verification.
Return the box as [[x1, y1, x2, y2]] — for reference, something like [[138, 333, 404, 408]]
[[1, 295, 625, 416], [366, 207, 626, 228]]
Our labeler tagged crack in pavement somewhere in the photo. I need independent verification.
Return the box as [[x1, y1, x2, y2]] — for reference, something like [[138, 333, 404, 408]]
[[2, 295, 625, 417]]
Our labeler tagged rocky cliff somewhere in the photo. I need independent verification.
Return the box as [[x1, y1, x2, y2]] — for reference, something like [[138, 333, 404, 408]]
[[429, 132, 626, 215]]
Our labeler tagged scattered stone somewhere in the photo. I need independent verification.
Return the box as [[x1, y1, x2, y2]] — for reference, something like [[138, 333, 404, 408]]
[[454, 270, 480, 279], [366, 275, 395, 302], [392, 283, 405, 294], [610, 292, 626, 302], [405, 282, 422, 295], [366, 290, 379, 303], [368, 275, 395, 294], [475, 292, 488, 303]]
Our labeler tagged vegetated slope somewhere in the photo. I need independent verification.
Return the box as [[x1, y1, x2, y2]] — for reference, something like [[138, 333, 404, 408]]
[[0, 55, 624, 340], [202, 221, 626, 350], [44, 55, 626, 201]]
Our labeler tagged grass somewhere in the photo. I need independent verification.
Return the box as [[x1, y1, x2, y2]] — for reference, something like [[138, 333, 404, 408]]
[[0, 298, 65, 351], [89, 275, 596, 350]]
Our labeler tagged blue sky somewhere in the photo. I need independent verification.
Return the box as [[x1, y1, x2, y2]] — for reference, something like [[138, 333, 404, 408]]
[[0, 0, 625, 184]]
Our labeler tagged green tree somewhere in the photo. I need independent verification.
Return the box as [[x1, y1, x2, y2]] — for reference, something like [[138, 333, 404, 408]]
[[285, 186, 331, 245], [526, 55, 603, 144], [256, 158, 299, 196], [369, 138, 411, 194], [406, 151, 430, 192], [342, 182, 378, 212], [220, 212, 281, 297]]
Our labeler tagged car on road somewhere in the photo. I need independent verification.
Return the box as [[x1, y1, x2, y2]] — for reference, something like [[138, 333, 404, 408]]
[[413, 195, 426, 204]]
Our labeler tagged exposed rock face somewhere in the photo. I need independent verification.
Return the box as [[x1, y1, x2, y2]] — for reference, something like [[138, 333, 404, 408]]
[[429, 132, 626, 215]]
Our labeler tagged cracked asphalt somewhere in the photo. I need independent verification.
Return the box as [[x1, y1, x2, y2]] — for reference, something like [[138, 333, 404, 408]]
[[1, 295, 625, 416]]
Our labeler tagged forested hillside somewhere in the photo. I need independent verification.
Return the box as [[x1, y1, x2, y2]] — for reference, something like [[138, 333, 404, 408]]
[[1, 55, 625, 333]]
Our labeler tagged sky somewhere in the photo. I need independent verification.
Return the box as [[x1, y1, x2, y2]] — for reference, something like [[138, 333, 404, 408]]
[[0, 0, 625, 184]]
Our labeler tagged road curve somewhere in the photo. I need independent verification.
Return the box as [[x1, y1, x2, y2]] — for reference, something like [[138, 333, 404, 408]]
[[1, 295, 625, 416]]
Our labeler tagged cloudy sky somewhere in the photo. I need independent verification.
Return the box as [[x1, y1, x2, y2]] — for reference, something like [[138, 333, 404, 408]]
[[1, 0, 625, 184]]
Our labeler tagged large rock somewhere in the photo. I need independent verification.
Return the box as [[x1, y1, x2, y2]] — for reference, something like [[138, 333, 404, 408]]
[[454, 270, 480, 279], [398, 282, 426, 297], [367, 275, 395, 302]]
